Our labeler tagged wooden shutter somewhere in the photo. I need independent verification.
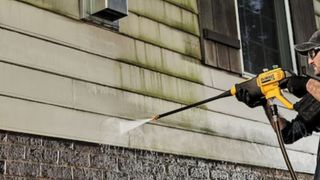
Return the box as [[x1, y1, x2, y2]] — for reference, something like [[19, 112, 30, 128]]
[[289, 0, 317, 77], [198, 0, 241, 74]]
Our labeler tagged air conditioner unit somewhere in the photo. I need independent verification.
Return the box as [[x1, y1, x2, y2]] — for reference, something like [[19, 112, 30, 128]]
[[82, 0, 128, 21]]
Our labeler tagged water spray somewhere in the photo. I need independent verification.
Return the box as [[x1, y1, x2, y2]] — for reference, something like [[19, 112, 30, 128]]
[[119, 118, 153, 134]]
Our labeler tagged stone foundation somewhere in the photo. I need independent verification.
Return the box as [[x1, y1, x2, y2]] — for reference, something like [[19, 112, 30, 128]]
[[0, 130, 313, 179]]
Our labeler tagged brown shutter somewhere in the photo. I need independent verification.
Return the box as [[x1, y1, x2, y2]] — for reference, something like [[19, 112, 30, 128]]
[[199, 0, 241, 74], [289, 0, 317, 77]]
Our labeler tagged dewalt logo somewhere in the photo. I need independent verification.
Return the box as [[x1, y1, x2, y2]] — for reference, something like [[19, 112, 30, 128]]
[[261, 74, 275, 84]]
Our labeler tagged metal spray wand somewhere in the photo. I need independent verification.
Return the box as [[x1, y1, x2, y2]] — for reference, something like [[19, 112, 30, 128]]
[[151, 90, 232, 121]]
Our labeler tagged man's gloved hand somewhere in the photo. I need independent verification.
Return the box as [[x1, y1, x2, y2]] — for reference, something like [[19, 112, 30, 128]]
[[235, 78, 266, 108], [280, 75, 309, 98], [235, 88, 266, 108]]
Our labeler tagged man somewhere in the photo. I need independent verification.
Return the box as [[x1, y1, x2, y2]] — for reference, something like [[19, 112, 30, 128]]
[[236, 30, 320, 179]]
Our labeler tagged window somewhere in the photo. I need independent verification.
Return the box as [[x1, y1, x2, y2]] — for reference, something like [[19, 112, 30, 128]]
[[199, 0, 318, 76], [238, 0, 293, 75], [80, 0, 128, 30]]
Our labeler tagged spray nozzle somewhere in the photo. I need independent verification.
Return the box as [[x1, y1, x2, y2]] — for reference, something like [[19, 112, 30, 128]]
[[151, 115, 159, 121]]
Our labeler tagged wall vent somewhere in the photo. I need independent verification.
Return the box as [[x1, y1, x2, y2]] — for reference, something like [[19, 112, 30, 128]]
[[81, 0, 128, 21]]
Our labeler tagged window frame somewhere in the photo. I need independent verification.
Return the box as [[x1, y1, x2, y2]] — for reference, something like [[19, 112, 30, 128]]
[[283, 0, 298, 74]]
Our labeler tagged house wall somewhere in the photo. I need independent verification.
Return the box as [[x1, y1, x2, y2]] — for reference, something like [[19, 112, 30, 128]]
[[0, 0, 317, 178]]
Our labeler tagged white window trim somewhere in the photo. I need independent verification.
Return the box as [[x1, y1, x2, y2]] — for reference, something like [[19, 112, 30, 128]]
[[284, 0, 298, 74], [234, 0, 246, 77]]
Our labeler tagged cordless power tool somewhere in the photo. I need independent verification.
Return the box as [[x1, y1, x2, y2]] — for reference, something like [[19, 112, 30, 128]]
[[230, 67, 293, 109], [152, 67, 293, 121]]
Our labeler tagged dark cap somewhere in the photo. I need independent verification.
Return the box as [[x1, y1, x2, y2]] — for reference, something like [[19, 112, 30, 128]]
[[295, 30, 320, 55]]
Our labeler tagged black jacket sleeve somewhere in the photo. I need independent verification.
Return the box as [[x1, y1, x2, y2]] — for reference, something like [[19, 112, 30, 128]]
[[281, 115, 313, 144], [281, 93, 320, 144]]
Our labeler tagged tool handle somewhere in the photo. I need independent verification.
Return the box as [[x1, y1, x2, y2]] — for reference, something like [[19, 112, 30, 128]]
[[275, 93, 293, 110], [265, 89, 293, 110]]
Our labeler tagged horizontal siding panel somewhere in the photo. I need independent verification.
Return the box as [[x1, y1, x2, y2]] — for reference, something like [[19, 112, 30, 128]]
[[71, 80, 262, 125], [128, 0, 200, 36], [17, 0, 80, 19], [0, 95, 315, 173], [0, 28, 209, 106], [0, 62, 73, 107], [0, 95, 130, 146], [0, 0, 204, 83], [131, 124, 316, 174], [0, 27, 300, 126], [164, 0, 198, 14], [0, 39, 273, 125], [120, 12, 201, 59], [0, 0, 136, 65]]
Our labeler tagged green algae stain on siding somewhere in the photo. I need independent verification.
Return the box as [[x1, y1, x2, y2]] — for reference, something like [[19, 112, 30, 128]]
[[128, 0, 199, 36], [181, 10, 200, 36], [117, 56, 205, 106], [164, 0, 198, 14], [120, 4, 201, 59], [17, 0, 80, 19], [117, 38, 204, 85], [115, 37, 207, 108]]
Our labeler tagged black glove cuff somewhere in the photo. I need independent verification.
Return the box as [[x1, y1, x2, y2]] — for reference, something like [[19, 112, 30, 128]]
[[294, 93, 320, 123], [287, 76, 310, 98]]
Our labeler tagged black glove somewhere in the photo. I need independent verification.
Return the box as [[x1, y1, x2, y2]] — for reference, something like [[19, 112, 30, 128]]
[[294, 93, 320, 124], [235, 78, 266, 108], [280, 75, 309, 98]]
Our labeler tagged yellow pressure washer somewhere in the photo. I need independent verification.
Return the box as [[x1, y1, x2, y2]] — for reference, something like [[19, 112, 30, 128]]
[[151, 67, 297, 179], [230, 67, 293, 109], [152, 67, 293, 121]]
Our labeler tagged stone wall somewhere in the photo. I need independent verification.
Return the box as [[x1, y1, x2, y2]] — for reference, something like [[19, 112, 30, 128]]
[[0, 130, 313, 179]]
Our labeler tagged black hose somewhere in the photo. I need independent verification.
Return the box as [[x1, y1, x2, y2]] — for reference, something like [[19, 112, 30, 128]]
[[271, 105, 297, 180], [157, 90, 232, 119]]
